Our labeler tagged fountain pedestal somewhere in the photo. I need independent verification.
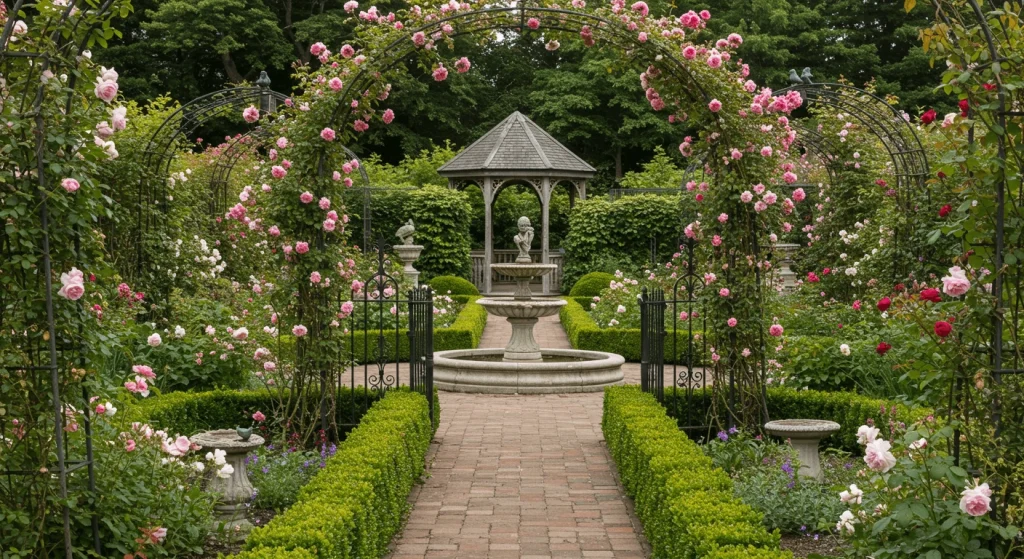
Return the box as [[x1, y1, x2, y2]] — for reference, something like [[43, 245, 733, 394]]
[[191, 429, 264, 532]]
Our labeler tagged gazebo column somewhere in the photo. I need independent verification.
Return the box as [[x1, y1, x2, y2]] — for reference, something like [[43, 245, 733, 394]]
[[484, 177, 494, 295], [541, 177, 551, 295]]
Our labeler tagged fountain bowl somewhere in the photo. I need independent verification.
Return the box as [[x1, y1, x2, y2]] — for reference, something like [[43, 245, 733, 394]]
[[434, 348, 624, 394], [477, 297, 565, 318], [490, 262, 557, 279]]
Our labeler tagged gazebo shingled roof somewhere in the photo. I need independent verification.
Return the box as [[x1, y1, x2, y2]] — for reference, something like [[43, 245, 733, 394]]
[[438, 111, 596, 178]]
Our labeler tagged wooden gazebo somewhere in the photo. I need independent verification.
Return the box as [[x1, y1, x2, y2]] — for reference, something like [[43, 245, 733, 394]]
[[438, 112, 596, 295]]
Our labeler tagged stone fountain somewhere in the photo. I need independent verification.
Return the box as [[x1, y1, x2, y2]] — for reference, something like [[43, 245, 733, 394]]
[[434, 217, 624, 394]]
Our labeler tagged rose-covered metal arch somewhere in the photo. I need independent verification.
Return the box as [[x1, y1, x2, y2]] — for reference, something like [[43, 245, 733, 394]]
[[776, 81, 930, 211], [325, 4, 715, 142], [1, 1, 121, 555]]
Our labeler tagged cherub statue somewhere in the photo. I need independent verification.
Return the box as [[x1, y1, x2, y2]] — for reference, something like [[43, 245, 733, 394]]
[[395, 219, 415, 245], [514, 216, 534, 263]]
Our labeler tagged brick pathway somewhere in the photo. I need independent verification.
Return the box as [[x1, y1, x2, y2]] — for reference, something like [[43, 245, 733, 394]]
[[386, 312, 650, 558]]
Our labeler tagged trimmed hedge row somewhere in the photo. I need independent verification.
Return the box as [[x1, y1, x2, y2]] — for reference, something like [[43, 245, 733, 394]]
[[568, 271, 615, 297], [343, 296, 488, 362], [603, 386, 792, 559], [560, 297, 705, 363], [238, 390, 434, 559], [125, 388, 383, 436], [662, 387, 931, 453], [428, 275, 479, 296]]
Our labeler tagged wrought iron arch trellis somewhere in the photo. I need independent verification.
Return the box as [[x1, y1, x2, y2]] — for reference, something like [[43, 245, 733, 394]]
[[0, 1, 121, 556]]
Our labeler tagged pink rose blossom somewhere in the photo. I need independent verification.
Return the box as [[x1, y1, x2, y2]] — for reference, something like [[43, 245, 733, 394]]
[[276, 137, 288, 149], [292, 324, 308, 337], [631, 1, 649, 15], [295, 242, 309, 254], [341, 44, 356, 58], [242, 106, 260, 123], [310, 271, 322, 284], [740, 191, 753, 203], [682, 45, 697, 59], [332, 171, 342, 181], [94, 79, 118, 103], [271, 166, 287, 179], [61, 178, 80, 193], [712, 235, 722, 247], [717, 213, 729, 223], [319, 197, 331, 210], [769, 324, 784, 337], [432, 64, 449, 81], [792, 188, 806, 202], [941, 266, 971, 296], [960, 483, 992, 517], [382, 109, 395, 124], [455, 57, 471, 73], [864, 439, 897, 472], [708, 99, 722, 112], [253, 411, 266, 422], [719, 288, 730, 297], [300, 191, 314, 204], [320, 127, 336, 141], [727, 317, 738, 328], [323, 219, 336, 232], [125, 439, 136, 452], [269, 225, 281, 236], [329, 77, 343, 91], [527, 17, 540, 29], [353, 120, 369, 132]]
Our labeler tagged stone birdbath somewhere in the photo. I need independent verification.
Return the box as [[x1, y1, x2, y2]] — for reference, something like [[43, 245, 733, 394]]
[[191, 429, 265, 532], [764, 419, 840, 481]]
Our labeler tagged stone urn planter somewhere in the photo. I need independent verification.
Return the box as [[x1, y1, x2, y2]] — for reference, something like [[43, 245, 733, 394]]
[[191, 429, 265, 531], [393, 244, 424, 288], [764, 419, 840, 480]]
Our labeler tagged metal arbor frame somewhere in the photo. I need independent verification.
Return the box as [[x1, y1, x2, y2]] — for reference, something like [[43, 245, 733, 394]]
[[927, 0, 1023, 478], [0, 1, 121, 556], [776, 81, 930, 212]]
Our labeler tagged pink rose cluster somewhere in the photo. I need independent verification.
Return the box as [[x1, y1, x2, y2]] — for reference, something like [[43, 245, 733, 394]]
[[941, 265, 971, 297], [94, 66, 119, 103]]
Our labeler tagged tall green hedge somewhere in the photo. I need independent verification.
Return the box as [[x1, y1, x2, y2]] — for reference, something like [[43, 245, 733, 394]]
[[603, 386, 791, 559], [348, 185, 472, 280], [238, 390, 434, 559], [560, 297, 705, 362], [661, 387, 931, 453], [562, 194, 684, 290]]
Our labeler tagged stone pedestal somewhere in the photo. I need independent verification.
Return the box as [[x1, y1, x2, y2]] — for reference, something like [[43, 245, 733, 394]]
[[505, 317, 542, 361], [393, 245, 424, 288], [764, 419, 840, 480], [191, 429, 265, 532], [774, 243, 800, 292]]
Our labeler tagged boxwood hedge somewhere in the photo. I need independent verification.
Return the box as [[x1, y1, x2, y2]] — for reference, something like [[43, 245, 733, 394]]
[[603, 386, 791, 559], [237, 390, 434, 559], [560, 297, 705, 363]]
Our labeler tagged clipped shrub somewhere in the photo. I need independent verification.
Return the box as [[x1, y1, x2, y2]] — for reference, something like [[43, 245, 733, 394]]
[[239, 390, 433, 559], [603, 386, 785, 558], [429, 275, 480, 296], [562, 194, 684, 289], [568, 271, 615, 297], [661, 387, 931, 453], [560, 298, 705, 363]]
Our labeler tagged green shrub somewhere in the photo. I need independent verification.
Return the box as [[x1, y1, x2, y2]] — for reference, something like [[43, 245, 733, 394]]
[[704, 545, 793, 559], [562, 194, 684, 289], [661, 387, 931, 453], [560, 297, 705, 363], [238, 390, 433, 559], [348, 185, 472, 280], [602, 386, 787, 558], [568, 272, 616, 297], [429, 275, 480, 295]]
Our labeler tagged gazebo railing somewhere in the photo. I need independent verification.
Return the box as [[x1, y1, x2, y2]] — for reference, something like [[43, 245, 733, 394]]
[[470, 250, 563, 294]]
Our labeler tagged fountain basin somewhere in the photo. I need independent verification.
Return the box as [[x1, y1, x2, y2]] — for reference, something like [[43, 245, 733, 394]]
[[477, 297, 565, 318], [435, 348, 624, 394]]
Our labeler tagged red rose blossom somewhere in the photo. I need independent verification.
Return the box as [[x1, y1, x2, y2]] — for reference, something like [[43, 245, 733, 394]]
[[877, 297, 892, 312], [920, 108, 937, 124], [959, 99, 969, 117], [920, 288, 942, 303], [876, 342, 892, 356], [934, 320, 952, 338], [939, 204, 952, 217]]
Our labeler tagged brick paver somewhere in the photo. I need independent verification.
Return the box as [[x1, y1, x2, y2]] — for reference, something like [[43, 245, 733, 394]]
[[386, 391, 650, 558]]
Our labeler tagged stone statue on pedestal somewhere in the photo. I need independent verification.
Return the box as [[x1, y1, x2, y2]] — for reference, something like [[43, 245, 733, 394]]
[[514, 216, 534, 263], [395, 219, 415, 245]]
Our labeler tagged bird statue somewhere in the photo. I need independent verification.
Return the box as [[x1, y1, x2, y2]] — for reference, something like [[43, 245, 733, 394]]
[[801, 67, 814, 84], [395, 219, 416, 245], [788, 69, 802, 85]]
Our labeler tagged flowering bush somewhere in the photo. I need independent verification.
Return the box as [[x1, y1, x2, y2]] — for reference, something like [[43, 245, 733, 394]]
[[835, 417, 1017, 558]]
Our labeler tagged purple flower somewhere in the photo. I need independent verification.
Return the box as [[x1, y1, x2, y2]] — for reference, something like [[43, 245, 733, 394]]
[[717, 431, 729, 442], [728, 427, 739, 435], [781, 459, 794, 477], [261, 466, 269, 474]]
